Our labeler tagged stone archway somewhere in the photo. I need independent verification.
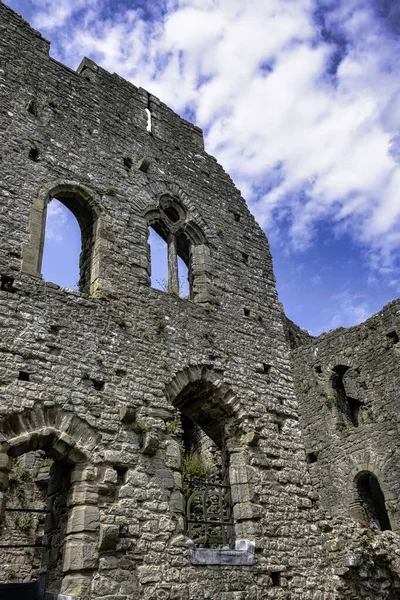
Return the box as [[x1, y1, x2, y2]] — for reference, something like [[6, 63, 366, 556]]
[[0, 406, 101, 599], [165, 366, 257, 561]]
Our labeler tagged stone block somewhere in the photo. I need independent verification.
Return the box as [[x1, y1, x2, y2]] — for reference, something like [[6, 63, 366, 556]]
[[66, 505, 100, 533], [142, 432, 159, 456], [165, 440, 181, 470], [0, 453, 12, 471], [68, 482, 99, 506], [60, 574, 93, 597], [63, 539, 99, 571], [119, 406, 136, 424]]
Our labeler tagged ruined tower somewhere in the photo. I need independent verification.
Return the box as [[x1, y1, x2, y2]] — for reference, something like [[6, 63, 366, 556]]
[[3, 3, 399, 599]]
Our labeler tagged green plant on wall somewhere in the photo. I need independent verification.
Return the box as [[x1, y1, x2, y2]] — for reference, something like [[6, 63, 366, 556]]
[[18, 516, 33, 531], [182, 451, 213, 480]]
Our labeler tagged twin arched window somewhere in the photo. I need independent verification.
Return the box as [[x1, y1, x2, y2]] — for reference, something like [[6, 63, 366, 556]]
[[146, 193, 212, 303]]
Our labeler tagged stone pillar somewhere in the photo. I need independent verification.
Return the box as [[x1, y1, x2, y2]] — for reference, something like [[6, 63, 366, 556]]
[[167, 234, 179, 295], [0, 450, 11, 522], [60, 464, 99, 600], [228, 443, 259, 542]]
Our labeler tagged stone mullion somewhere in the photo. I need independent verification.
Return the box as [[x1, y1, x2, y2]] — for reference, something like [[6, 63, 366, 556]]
[[167, 233, 179, 295]]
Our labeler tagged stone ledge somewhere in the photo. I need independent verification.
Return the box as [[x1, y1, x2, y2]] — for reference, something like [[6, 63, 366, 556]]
[[188, 539, 255, 566], [45, 594, 80, 600]]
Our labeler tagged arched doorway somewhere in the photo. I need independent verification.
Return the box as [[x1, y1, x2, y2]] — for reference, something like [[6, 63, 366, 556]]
[[356, 471, 391, 531], [0, 409, 101, 599]]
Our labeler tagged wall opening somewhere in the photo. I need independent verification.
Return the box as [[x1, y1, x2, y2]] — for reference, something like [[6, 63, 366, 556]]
[[148, 223, 191, 298], [331, 365, 363, 428], [173, 381, 234, 548], [356, 472, 391, 531], [0, 451, 71, 592], [23, 183, 100, 296], [42, 199, 82, 291]]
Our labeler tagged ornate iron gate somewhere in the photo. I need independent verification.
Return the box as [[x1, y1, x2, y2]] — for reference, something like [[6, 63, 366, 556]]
[[185, 478, 234, 547]]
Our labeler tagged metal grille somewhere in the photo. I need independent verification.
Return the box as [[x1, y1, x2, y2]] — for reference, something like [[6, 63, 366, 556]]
[[184, 478, 233, 547]]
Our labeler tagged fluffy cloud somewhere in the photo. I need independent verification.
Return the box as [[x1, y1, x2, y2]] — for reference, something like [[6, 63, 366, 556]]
[[8, 0, 400, 277]]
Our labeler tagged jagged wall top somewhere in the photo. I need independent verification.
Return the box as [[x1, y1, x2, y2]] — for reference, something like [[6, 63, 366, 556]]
[[0, 1, 204, 152]]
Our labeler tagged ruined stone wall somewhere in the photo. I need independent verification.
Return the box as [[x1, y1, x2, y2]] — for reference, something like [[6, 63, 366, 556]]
[[290, 299, 400, 534], [0, 4, 331, 599]]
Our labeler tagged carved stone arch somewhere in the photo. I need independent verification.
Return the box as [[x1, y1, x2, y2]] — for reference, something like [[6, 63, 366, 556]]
[[347, 452, 398, 531], [165, 365, 240, 445], [143, 185, 217, 303], [165, 365, 258, 546], [22, 179, 106, 297], [0, 406, 101, 599]]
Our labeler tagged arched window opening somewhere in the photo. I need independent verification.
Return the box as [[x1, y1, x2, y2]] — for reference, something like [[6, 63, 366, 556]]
[[331, 365, 363, 428], [0, 450, 71, 592], [173, 382, 234, 548], [42, 199, 81, 291], [145, 193, 212, 303], [148, 226, 169, 291], [148, 220, 192, 299], [357, 472, 391, 531], [22, 183, 100, 296]]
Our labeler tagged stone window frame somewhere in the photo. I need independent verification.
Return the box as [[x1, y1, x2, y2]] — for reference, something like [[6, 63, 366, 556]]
[[0, 408, 101, 599], [21, 180, 104, 297], [144, 193, 214, 303], [164, 366, 257, 565]]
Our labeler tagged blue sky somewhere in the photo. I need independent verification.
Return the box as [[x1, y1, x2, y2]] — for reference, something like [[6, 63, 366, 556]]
[[6, 0, 400, 335]]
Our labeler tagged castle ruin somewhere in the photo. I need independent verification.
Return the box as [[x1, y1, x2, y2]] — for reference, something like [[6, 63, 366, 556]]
[[0, 3, 399, 598]]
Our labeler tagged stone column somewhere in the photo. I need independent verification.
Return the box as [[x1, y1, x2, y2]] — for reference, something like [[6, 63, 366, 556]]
[[61, 464, 99, 599], [0, 449, 11, 522], [167, 234, 179, 295]]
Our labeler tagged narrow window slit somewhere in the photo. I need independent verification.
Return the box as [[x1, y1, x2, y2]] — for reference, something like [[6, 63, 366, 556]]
[[28, 147, 39, 162], [145, 108, 152, 133], [271, 572, 281, 586], [123, 156, 132, 171], [244, 308, 250, 317], [307, 451, 318, 464]]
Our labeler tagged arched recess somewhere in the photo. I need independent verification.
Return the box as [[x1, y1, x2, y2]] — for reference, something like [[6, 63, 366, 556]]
[[22, 180, 104, 296], [348, 456, 398, 533], [143, 191, 216, 303], [165, 367, 257, 547], [0, 407, 101, 599], [330, 365, 363, 428], [356, 471, 391, 531]]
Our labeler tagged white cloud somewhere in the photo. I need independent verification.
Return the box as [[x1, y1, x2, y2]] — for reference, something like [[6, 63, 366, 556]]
[[329, 291, 371, 329]]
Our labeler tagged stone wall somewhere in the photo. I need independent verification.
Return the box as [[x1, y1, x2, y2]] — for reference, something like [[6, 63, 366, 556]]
[[0, 3, 331, 599], [289, 299, 400, 533]]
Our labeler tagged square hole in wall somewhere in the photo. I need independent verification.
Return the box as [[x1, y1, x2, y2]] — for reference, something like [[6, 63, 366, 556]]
[[233, 213, 241, 222], [241, 252, 249, 264], [315, 365, 322, 374], [1, 274, 15, 292], [18, 371, 30, 382], [271, 572, 281, 586], [256, 363, 272, 375], [307, 451, 318, 464], [386, 331, 399, 345], [244, 308, 250, 317], [91, 379, 105, 391], [113, 466, 128, 485]]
